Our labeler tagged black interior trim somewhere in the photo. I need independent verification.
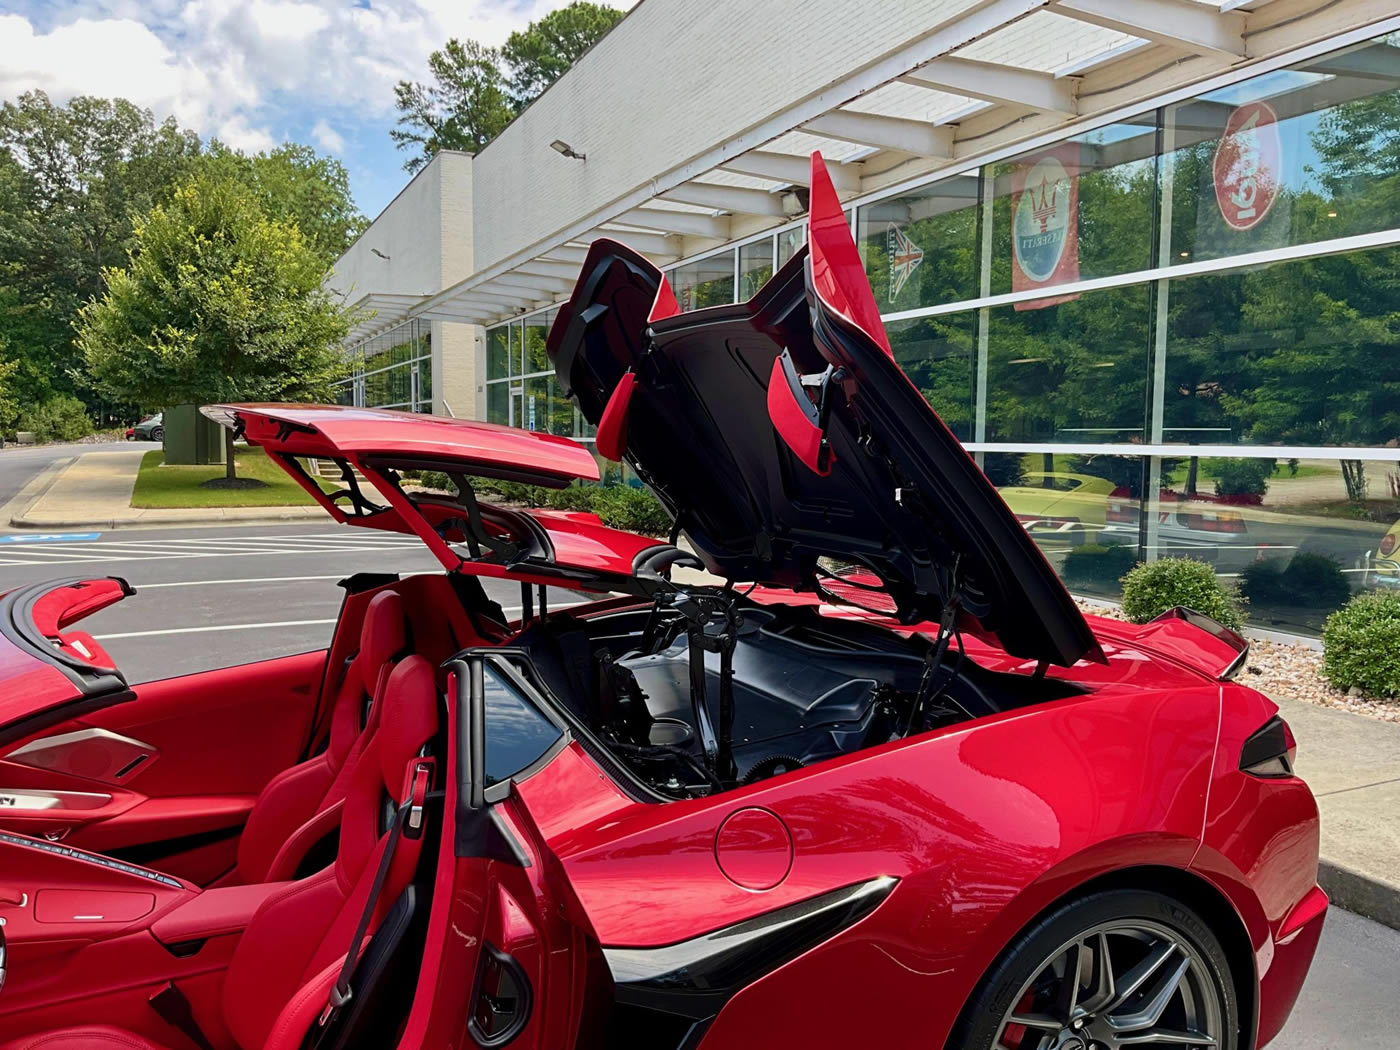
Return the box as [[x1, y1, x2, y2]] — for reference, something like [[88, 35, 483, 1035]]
[[0, 577, 132, 695]]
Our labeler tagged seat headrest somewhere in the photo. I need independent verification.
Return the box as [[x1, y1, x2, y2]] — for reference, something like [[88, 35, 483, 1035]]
[[376, 655, 439, 792], [360, 590, 408, 673]]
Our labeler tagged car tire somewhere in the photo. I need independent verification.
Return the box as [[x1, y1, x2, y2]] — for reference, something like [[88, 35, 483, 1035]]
[[949, 888, 1239, 1050], [151, 427, 164, 441]]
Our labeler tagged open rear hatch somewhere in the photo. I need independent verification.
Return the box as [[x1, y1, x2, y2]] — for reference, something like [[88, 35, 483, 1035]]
[[548, 152, 1103, 668], [0, 578, 132, 742], [202, 404, 675, 591]]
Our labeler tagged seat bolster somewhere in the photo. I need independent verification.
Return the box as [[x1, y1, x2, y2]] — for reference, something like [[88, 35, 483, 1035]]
[[0, 1026, 173, 1050], [259, 954, 349, 1050], [263, 799, 345, 883], [233, 753, 335, 885]]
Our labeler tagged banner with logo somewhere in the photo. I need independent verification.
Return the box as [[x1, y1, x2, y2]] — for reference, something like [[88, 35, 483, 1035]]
[[1212, 100, 1283, 232], [886, 222, 925, 303], [1010, 143, 1080, 311]]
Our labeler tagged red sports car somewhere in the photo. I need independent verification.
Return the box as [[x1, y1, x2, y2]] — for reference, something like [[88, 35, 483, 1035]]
[[0, 155, 1324, 1050]]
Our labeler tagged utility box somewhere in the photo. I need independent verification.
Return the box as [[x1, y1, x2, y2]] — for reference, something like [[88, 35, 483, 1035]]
[[162, 405, 225, 465]]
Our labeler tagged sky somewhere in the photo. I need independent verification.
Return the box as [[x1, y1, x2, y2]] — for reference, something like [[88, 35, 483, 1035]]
[[0, 0, 635, 218]]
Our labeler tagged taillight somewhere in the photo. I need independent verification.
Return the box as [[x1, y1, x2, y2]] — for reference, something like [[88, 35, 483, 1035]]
[[1381, 533, 1396, 557], [1240, 716, 1297, 778]]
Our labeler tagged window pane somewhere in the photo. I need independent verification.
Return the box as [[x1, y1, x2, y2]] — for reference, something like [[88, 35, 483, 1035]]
[[482, 667, 562, 787], [777, 227, 803, 267], [1166, 33, 1400, 265], [988, 118, 1157, 298], [887, 313, 975, 441], [522, 313, 550, 375], [859, 172, 981, 312], [738, 239, 773, 300], [487, 325, 510, 381], [990, 453, 1145, 603], [672, 250, 735, 310], [487, 381, 510, 427], [984, 284, 1150, 444], [1162, 243, 1400, 448]]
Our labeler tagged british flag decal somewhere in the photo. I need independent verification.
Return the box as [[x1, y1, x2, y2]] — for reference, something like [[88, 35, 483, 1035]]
[[886, 222, 924, 302]]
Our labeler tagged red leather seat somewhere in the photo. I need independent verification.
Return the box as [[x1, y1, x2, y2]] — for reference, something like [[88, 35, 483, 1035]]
[[1, 654, 441, 1050], [224, 590, 409, 886]]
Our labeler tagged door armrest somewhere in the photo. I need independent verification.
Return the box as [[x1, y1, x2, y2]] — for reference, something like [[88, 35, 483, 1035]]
[[151, 880, 293, 946]]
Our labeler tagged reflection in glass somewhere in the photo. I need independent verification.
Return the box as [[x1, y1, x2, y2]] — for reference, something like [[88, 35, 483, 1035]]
[[983, 284, 1150, 444], [739, 239, 774, 300], [482, 667, 562, 787], [1166, 33, 1400, 264], [887, 314, 975, 440], [859, 173, 982, 312], [522, 312, 551, 376], [487, 382, 510, 428], [777, 226, 804, 267], [1162, 243, 1400, 451], [671, 251, 735, 310], [487, 324, 511, 381]]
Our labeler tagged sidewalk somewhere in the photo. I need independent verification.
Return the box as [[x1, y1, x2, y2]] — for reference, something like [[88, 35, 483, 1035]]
[[6, 448, 321, 529], [1276, 695, 1400, 930]]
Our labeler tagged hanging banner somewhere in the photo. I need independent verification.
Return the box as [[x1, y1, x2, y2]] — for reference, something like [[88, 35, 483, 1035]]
[[1213, 100, 1282, 232], [1010, 143, 1080, 311], [886, 222, 925, 302]]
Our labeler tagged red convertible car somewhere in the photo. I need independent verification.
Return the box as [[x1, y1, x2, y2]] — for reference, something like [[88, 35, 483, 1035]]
[[0, 155, 1323, 1050]]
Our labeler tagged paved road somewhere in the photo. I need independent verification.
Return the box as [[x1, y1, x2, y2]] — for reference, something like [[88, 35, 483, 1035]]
[[0, 439, 153, 508], [0, 520, 1395, 1043]]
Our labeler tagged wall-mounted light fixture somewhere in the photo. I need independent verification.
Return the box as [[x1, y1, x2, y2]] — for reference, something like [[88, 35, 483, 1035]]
[[550, 139, 587, 161], [370, 248, 391, 260]]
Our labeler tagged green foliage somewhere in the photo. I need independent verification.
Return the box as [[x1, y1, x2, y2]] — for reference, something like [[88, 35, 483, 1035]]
[[197, 143, 366, 263], [980, 452, 1027, 488], [392, 39, 514, 172], [77, 174, 355, 410], [1322, 590, 1400, 697], [1239, 552, 1351, 609], [393, 4, 623, 171], [0, 353, 18, 433], [590, 485, 672, 535], [501, 3, 625, 107], [1062, 543, 1139, 589], [423, 476, 671, 535], [1204, 457, 1274, 498], [17, 394, 93, 442], [1120, 557, 1244, 629]]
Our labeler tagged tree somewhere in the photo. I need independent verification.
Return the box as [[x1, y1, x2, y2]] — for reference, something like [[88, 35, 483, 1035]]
[[392, 2, 624, 172], [77, 176, 356, 482], [0, 92, 201, 409], [198, 142, 366, 263], [0, 350, 19, 440], [500, 2, 624, 108], [391, 39, 513, 173]]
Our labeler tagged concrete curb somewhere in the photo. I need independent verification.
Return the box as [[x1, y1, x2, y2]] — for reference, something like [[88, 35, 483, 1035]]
[[0, 455, 76, 530], [1318, 859, 1400, 932], [8, 507, 324, 530]]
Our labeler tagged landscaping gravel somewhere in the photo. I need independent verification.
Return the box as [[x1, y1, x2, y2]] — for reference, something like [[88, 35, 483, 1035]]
[[1075, 598, 1400, 724]]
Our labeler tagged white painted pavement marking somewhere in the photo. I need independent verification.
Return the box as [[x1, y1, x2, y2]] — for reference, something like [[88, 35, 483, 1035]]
[[0, 532, 426, 566]]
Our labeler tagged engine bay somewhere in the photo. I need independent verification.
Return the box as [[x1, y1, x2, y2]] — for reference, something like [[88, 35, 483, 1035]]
[[513, 588, 1085, 799]]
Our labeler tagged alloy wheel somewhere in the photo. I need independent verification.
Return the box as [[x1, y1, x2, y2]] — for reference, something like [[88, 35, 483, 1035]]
[[993, 918, 1223, 1050]]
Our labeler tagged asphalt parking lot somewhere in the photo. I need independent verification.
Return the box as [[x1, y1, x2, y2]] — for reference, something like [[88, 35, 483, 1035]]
[[0, 520, 1396, 1046]]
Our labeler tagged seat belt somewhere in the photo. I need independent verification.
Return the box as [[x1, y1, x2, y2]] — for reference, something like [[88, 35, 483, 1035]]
[[317, 760, 433, 1031]]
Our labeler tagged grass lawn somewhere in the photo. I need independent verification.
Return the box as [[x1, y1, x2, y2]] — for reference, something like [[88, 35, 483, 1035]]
[[131, 447, 326, 508]]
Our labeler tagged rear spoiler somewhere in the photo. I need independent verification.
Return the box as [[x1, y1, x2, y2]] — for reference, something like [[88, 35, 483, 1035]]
[[1130, 607, 1249, 681]]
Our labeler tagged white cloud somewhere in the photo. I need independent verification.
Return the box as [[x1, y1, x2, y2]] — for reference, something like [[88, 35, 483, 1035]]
[[0, 0, 639, 171], [311, 118, 345, 154]]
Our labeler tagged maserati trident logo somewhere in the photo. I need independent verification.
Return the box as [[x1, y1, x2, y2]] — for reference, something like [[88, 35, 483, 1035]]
[[886, 222, 924, 301]]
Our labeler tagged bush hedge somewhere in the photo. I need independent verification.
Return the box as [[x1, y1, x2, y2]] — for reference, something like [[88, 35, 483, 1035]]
[[409, 473, 672, 536], [1322, 590, 1400, 697], [17, 395, 93, 443], [1062, 543, 1138, 588], [1204, 456, 1274, 499], [1120, 556, 1244, 629]]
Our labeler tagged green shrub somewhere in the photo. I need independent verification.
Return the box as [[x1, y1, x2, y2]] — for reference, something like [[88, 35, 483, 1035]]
[[1239, 552, 1351, 610], [1062, 543, 1138, 588], [1322, 590, 1400, 697], [1205, 457, 1274, 498], [18, 395, 93, 443], [592, 485, 671, 535], [980, 452, 1026, 488], [1120, 557, 1244, 629]]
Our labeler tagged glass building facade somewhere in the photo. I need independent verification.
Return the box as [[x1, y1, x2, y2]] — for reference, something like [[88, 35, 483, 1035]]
[[336, 318, 433, 414], [483, 31, 1400, 636]]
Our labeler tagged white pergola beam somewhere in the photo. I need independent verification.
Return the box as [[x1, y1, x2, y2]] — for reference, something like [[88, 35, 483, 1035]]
[[660, 182, 788, 218], [486, 273, 573, 296], [461, 290, 535, 308], [1053, 0, 1246, 60], [803, 110, 955, 157], [719, 151, 862, 193], [583, 227, 678, 256], [421, 308, 498, 323], [901, 56, 1078, 115], [542, 245, 589, 264], [516, 260, 584, 281], [615, 207, 730, 239]]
